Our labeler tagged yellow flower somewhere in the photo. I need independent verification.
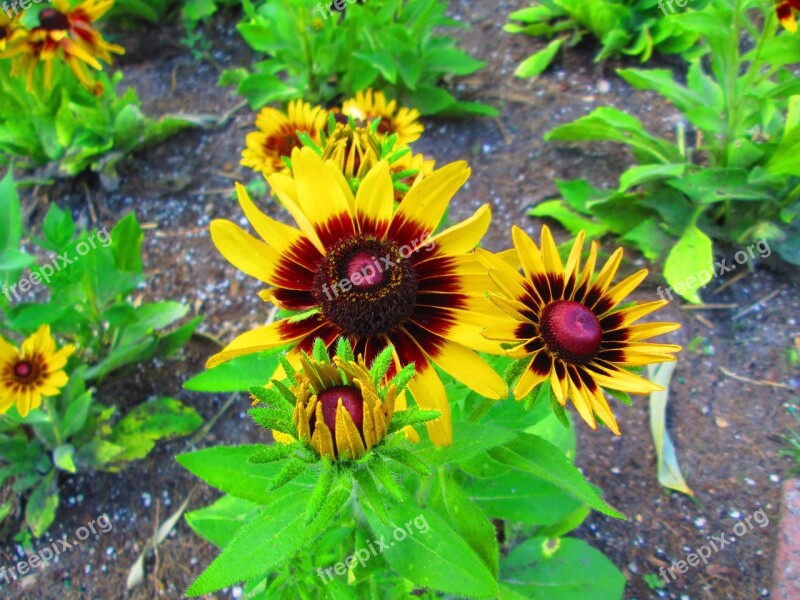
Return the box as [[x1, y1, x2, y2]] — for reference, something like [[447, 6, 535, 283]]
[[390, 149, 435, 202], [0, 325, 75, 417], [0, 0, 124, 93], [480, 226, 682, 435], [341, 89, 424, 145], [0, 13, 24, 53], [777, 0, 800, 31], [241, 100, 328, 177], [321, 122, 381, 180], [292, 353, 398, 460], [208, 147, 507, 446]]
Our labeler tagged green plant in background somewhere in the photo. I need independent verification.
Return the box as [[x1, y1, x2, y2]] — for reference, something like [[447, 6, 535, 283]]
[[505, 0, 703, 77], [534, 0, 800, 302], [178, 345, 627, 598], [221, 0, 495, 116], [0, 171, 203, 537]]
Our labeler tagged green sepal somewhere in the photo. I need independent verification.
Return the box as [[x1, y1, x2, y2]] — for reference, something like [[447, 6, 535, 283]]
[[505, 357, 529, 387], [335, 337, 355, 363], [386, 408, 441, 435], [353, 468, 389, 522], [266, 458, 308, 492], [380, 445, 431, 477], [249, 385, 294, 412], [248, 444, 295, 465], [304, 457, 335, 524], [550, 393, 570, 428], [312, 337, 330, 364], [386, 363, 415, 395], [367, 455, 405, 501], [605, 387, 632, 406], [287, 308, 320, 323], [270, 379, 297, 407], [523, 379, 552, 411], [249, 407, 294, 436], [277, 356, 296, 385], [297, 131, 322, 155], [369, 345, 394, 384]]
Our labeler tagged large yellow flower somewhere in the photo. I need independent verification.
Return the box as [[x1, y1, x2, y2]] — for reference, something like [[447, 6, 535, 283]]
[[241, 100, 328, 177], [0, 325, 74, 417], [0, 0, 123, 93], [480, 226, 681, 435], [341, 89, 424, 145], [209, 147, 507, 445]]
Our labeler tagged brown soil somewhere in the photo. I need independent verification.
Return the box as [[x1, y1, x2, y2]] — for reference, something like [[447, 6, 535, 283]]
[[2, 1, 798, 599]]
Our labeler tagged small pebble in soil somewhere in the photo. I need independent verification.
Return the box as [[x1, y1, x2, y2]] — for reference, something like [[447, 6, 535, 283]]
[[770, 474, 781, 483], [730, 510, 742, 519], [84, 564, 91, 574], [694, 517, 707, 528], [610, 467, 621, 475], [745, 477, 756, 486], [142, 492, 152, 508], [231, 586, 243, 598], [106, 546, 115, 557], [627, 561, 638, 573], [596, 79, 611, 94]]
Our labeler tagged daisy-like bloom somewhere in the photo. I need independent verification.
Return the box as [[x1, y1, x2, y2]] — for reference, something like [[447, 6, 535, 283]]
[[0, 0, 123, 93], [241, 100, 328, 177], [0, 325, 75, 417], [0, 13, 24, 53], [321, 122, 381, 181], [293, 352, 400, 460], [777, 0, 800, 31], [341, 89, 424, 145], [480, 226, 681, 435], [208, 147, 507, 445]]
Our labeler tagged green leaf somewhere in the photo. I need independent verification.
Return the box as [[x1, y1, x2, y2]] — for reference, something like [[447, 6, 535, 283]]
[[528, 201, 607, 238], [364, 501, 498, 598], [53, 444, 77, 473], [488, 433, 624, 519], [62, 390, 93, 438], [464, 470, 582, 525], [662, 224, 713, 304], [435, 471, 499, 577], [176, 445, 294, 504], [249, 406, 294, 435], [0, 168, 22, 252], [515, 38, 564, 78], [500, 537, 625, 600], [184, 348, 287, 392], [647, 361, 693, 496], [185, 495, 262, 548], [416, 421, 516, 467], [618, 163, 686, 191], [25, 470, 58, 537], [304, 458, 334, 523], [111, 213, 144, 273]]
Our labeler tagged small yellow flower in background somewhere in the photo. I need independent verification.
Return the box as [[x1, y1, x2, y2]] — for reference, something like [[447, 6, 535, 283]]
[[0, 325, 74, 417], [293, 353, 400, 460], [0, 13, 24, 53], [390, 149, 435, 201], [776, 0, 800, 31], [0, 0, 124, 93], [241, 99, 328, 177], [341, 89, 424, 145], [480, 225, 681, 435]]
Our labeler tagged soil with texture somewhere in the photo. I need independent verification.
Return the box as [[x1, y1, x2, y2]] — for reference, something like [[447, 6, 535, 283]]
[[2, 1, 799, 599]]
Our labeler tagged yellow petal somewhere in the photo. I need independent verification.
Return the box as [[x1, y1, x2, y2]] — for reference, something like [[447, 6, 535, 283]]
[[432, 204, 491, 255], [406, 360, 451, 447], [210, 219, 283, 285], [427, 339, 507, 400], [354, 160, 393, 234]]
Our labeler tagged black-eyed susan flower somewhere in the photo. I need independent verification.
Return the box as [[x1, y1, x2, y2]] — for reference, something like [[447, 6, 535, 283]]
[[1, 0, 123, 93], [341, 89, 424, 145], [390, 149, 435, 202], [777, 0, 800, 31], [241, 100, 328, 177], [480, 225, 681, 435], [0, 13, 24, 53], [0, 325, 74, 417], [208, 147, 507, 446]]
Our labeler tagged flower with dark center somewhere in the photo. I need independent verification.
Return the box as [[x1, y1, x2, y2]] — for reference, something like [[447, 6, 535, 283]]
[[241, 100, 328, 177], [341, 89, 424, 145], [776, 0, 800, 31], [291, 353, 399, 460], [480, 225, 682, 435], [208, 147, 508, 446], [0, 13, 24, 53], [0, 325, 74, 417], [0, 0, 123, 93]]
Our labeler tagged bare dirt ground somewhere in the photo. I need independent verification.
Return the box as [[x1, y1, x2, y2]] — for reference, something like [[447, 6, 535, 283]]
[[2, 1, 798, 599]]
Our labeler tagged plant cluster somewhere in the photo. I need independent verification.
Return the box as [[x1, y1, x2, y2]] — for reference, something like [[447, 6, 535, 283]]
[[0, 171, 202, 538]]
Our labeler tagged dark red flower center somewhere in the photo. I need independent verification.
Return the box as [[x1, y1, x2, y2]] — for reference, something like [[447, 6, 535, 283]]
[[318, 385, 364, 436], [12, 359, 39, 383], [39, 9, 70, 30], [265, 131, 303, 161], [540, 300, 602, 364], [313, 236, 418, 338]]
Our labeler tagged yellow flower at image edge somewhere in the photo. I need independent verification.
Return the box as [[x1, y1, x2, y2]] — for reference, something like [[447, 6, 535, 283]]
[[776, 0, 800, 31], [241, 100, 328, 177], [480, 226, 682, 435], [0, 0, 124, 93], [209, 147, 508, 446], [0, 325, 75, 417], [292, 354, 399, 460]]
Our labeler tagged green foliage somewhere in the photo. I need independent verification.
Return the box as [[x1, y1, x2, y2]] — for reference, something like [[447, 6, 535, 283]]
[[505, 0, 703, 77], [537, 0, 800, 301], [0, 61, 195, 180], [221, 0, 495, 116], [0, 175, 202, 537]]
